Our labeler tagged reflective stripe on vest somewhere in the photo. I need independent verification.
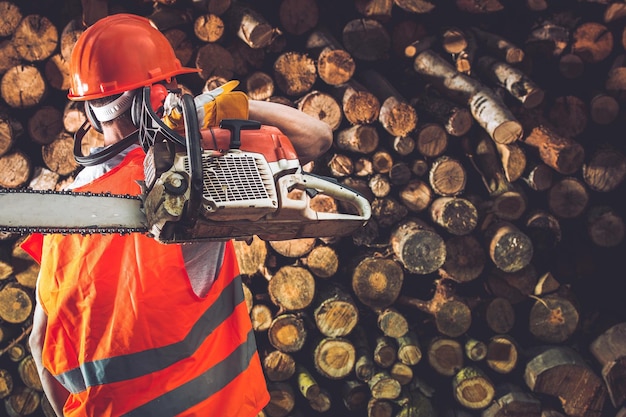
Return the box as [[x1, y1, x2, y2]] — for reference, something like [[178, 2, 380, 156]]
[[55, 275, 245, 394], [123, 329, 257, 417]]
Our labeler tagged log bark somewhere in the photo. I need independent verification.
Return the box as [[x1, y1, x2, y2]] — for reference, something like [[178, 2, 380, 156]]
[[413, 49, 523, 144]]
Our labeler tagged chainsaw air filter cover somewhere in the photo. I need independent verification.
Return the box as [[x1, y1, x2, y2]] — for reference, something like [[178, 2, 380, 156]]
[[177, 150, 279, 221]]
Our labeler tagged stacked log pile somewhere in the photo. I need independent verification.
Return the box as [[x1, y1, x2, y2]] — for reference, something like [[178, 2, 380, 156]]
[[1, 0, 626, 416]]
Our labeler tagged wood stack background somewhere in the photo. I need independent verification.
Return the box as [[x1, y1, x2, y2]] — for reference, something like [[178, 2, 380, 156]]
[[1, 0, 626, 416]]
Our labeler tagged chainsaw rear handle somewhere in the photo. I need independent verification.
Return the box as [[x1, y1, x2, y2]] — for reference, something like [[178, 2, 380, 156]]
[[277, 173, 372, 222]]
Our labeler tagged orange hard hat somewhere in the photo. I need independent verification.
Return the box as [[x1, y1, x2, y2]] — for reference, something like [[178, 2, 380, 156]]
[[68, 13, 199, 101]]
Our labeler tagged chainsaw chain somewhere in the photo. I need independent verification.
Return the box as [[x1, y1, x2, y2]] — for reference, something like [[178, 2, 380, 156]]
[[0, 187, 148, 236]]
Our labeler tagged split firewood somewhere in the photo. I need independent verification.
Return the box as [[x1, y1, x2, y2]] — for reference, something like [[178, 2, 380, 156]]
[[524, 345, 607, 417], [426, 336, 464, 376], [244, 71, 274, 100], [377, 307, 409, 338], [42, 132, 79, 176], [0, 1, 22, 37], [484, 220, 534, 273], [413, 49, 523, 145], [278, 0, 318, 36], [529, 290, 580, 343], [388, 162, 411, 186], [452, 366, 495, 410], [313, 336, 356, 380], [358, 69, 418, 137], [273, 51, 317, 97], [395, 330, 422, 366], [484, 296, 516, 334], [267, 312, 307, 353], [341, 380, 369, 412], [428, 155, 467, 197], [0, 40, 21, 75], [193, 13, 225, 42], [410, 91, 473, 137], [1, 65, 48, 109], [398, 278, 472, 337], [429, 196, 478, 236], [313, 282, 359, 337], [351, 325, 376, 382], [371, 196, 408, 228], [354, 0, 393, 21], [399, 178, 433, 212], [195, 43, 235, 80], [547, 176, 589, 219], [338, 81, 381, 125], [464, 338, 487, 362], [393, 135, 416, 157], [327, 153, 353, 178], [265, 381, 296, 417], [522, 161, 554, 192], [582, 145, 626, 192], [586, 205, 624, 248], [13, 14, 58, 62], [441, 234, 486, 283], [250, 302, 273, 331], [571, 21, 614, 64], [496, 142, 527, 183], [335, 125, 379, 156], [4, 386, 41, 417], [305, 27, 355, 87], [262, 349, 296, 382], [390, 218, 446, 275], [589, 92, 619, 125], [394, 0, 435, 14], [483, 383, 541, 417], [369, 370, 402, 400], [268, 265, 315, 312], [485, 264, 538, 305], [463, 134, 527, 221], [296, 90, 342, 131], [269, 238, 316, 259], [485, 334, 518, 374], [0, 283, 33, 325], [0, 150, 31, 189], [415, 122, 448, 158], [342, 18, 390, 62], [225, 3, 280, 48], [351, 256, 404, 311], [303, 244, 339, 279], [27, 106, 63, 146], [374, 335, 398, 369], [590, 321, 626, 408]]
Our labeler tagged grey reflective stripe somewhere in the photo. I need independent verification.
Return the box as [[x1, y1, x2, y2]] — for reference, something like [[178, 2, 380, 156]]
[[55, 276, 244, 394], [123, 329, 258, 417]]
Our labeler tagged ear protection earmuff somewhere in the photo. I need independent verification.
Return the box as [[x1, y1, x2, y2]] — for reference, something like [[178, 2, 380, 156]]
[[130, 83, 169, 127], [85, 84, 170, 133]]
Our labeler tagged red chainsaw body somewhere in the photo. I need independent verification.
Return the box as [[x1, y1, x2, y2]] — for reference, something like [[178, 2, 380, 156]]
[[200, 125, 299, 164]]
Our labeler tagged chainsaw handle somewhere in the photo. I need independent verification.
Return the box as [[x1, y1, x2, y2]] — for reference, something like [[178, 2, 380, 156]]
[[278, 173, 372, 221]]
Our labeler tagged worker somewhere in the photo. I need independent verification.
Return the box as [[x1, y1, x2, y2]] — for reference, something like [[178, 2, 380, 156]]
[[22, 13, 332, 417]]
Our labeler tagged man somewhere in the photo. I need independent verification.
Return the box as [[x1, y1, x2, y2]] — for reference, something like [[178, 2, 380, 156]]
[[23, 13, 332, 417]]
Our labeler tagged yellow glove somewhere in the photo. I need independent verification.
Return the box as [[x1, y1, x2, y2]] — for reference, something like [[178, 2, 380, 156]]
[[162, 80, 249, 132]]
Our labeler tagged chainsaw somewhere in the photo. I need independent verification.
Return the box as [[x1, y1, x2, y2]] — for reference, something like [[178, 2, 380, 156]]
[[0, 89, 371, 243]]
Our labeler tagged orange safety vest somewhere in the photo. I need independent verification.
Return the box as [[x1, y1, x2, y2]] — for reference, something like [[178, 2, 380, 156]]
[[22, 148, 269, 417]]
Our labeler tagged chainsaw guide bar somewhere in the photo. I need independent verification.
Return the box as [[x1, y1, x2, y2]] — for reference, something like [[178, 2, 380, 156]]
[[0, 188, 148, 235]]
